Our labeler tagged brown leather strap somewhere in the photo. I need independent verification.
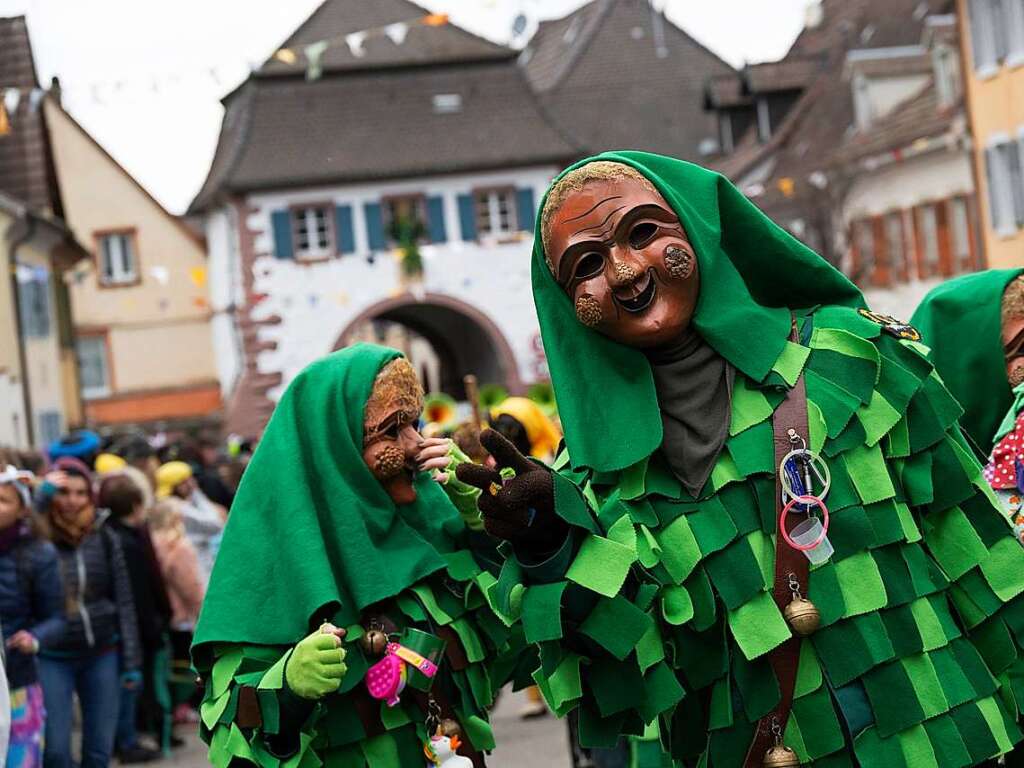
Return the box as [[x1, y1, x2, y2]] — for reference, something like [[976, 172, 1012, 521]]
[[743, 331, 811, 768]]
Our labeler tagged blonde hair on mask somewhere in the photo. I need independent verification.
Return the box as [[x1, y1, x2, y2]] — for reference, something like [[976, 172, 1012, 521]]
[[1003, 277, 1024, 325], [540, 161, 655, 272]]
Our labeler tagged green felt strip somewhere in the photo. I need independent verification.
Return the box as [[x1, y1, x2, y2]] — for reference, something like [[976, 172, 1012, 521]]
[[902, 544, 948, 599], [809, 348, 877, 406], [791, 686, 845, 759], [794, 640, 823, 698], [566, 535, 635, 598], [589, 658, 647, 717], [727, 590, 791, 660], [871, 546, 915, 606], [636, 524, 662, 569], [257, 649, 289, 691], [881, 604, 924, 657], [909, 597, 949, 651], [661, 585, 694, 626], [708, 676, 733, 730], [862, 658, 926, 736], [808, 400, 827, 455], [654, 516, 702, 584], [825, 418, 868, 458], [897, 724, 939, 768], [225, 724, 256, 764], [201, 691, 230, 731], [903, 652, 949, 719], [464, 663, 493, 712], [688, 500, 739, 556], [727, 421, 774, 479], [554, 471, 602, 533], [875, 353, 924, 419], [378, 701, 411, 731], [979, 537, 1024, 602], [579, 595, 654, 661], [636, 622, 666, 673], [637, 662, 686, 724], [606, 514, 638, 554], [709, 452, 744, 493], [977, 695, 1017, 754], [360, 732, 400, 768], [835, 551, 887, 617], [853, 725, 907, 768], [704, 536, 766, 610], [951, 700, 1001, 764], [684, 568, 718, 632], [833, 680, 873, 738], [620, 458, 648, 501], [843, 443, 896, 505], [855, 611, 897, 668], [808, 562, 847, 628], [443, 550, 479, 582], [901, 451, 934, 507], [858, 390, 903, 448], [828, 505, 877, 561], [772, 340, 811, 386], [895, 501, 921, 543], [546, 652, 583, 711], [745, 529, 774, 588], [782, 711, 811, 764], [971, 617, 1017, 675], [211, 648, 244, 699], [811, 326, 880, 362], [951, 639, 999, 698], [921, 714, 973, 768], [805, 368, 860, 438], [929, 646, 977, 711], [729, 378, 775, 436], [522, 582, 567, 644], [449, 618, 486, 664], [410, 584, 453, 625], [462, 714, 495, 752], [887, 418, 911, 459], [928, 439, 977, 513], [733, 654, 780, 722]]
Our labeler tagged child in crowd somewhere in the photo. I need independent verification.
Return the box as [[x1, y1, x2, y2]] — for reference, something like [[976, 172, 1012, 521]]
[[36, 458, 142, 768], [0, 465, 64, 768]]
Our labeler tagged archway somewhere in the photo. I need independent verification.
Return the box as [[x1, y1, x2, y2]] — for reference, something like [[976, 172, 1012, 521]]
[[335, 293, 523, 398]]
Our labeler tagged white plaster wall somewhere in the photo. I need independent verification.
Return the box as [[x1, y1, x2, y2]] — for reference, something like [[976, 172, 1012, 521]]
[[229, 166, 559, 402], [842, 149, 974, 222], [863, 277, 945, 321], [868, 75, 931, 121], [205, 208, 244, 398]]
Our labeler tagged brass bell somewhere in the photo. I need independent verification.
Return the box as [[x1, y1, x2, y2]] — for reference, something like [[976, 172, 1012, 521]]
[[763, 745, 801, 768], [784, 596, 820, 636], [360, 628, 388, 656]]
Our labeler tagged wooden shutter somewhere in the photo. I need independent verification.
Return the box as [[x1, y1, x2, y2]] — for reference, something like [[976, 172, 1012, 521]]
[[426, 195, 447, 243], [334, 204, 355, 254], [516, 187, 536, 233], [986, 145, 1007, 231], [364, 202, 385, 251], [271, 210, 293, 259], [457, 193, 477, 241]]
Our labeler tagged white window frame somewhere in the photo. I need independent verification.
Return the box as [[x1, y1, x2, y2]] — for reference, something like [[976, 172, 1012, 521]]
[[76, 335, 111, 399], [474, 188, 517, 239], [97, 232, 138, 286], [949, 197, 972, 269], [933, 44, 960, 107], [986, 134, 1024, 236], [885, 212, 906, 279], [291, 205, 334, 260], [916, 204, 941, 272], [1007, 0, 1024, 66]]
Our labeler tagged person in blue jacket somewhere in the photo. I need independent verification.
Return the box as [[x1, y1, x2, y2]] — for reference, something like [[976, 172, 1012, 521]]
[[0, 464, 65, 768]]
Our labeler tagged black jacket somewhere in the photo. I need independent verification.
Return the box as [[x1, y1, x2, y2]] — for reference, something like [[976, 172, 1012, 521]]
[[42, 519, 142, 671], [107, 520, 172, 653], [0, 531, 65, 688]]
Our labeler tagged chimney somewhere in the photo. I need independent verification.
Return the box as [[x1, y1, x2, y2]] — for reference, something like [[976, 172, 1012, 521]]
[[49, 76, 61, 106]]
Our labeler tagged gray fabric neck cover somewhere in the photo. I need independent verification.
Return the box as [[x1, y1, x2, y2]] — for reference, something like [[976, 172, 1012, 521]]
[[644, 329, 735, 498]]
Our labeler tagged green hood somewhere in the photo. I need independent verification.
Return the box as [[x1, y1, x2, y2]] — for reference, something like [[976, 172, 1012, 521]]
[[193, 344, 464, 661], [910, 268, 1023, 453], [531, 151, 864, 473]]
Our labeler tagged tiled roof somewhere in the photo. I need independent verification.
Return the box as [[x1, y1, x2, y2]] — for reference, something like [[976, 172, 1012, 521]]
[[520, 0, 734, 160], [743, 57, 825, 92], [191, 60, 577, 210], [259, 0, 510, 76], [0, 16, 59, 214], [705, 74, 749, 109]]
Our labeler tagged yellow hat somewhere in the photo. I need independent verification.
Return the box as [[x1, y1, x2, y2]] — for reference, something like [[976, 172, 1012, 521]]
[[94, 453, 127, 475], [490, 397, 562, 461], [155, 460, 193, 499]]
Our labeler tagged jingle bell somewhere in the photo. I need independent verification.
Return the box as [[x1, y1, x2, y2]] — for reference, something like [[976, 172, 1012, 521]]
[[783, 597, 820, 636], [763, 745, 801, 768], [360, 629, 388, 656]]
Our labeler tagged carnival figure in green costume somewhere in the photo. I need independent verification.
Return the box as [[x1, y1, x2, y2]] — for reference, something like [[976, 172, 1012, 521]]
[[193, 345, 528, 768], [456, 152, 1024, 767]]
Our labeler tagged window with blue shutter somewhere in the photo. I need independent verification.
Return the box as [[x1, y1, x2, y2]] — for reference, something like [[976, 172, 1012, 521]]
[[271, 210, 293, 259], [426, 196, 446, 243], [457, 194, 477, 241], [335, 204, 356, 254], [364, 202, 386, 251], [516, 187, 536, 233]]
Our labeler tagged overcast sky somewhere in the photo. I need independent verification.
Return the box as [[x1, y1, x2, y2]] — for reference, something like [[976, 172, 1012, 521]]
[[0, 0, 810, 214]]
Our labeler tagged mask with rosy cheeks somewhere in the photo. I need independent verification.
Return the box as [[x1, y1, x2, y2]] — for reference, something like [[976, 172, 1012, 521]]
[[545, 176, 700, 349], [362, 358, 426, 504]]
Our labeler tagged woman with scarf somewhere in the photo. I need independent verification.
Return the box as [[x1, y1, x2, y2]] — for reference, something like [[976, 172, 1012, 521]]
[[193, 345, 531, 768], [0, 465, 64, 768], [456, 152, 1024, 767], [35, 457, 142, 768]]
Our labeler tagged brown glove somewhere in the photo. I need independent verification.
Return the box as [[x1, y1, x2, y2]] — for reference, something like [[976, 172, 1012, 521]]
[[454, 429, 566, 550]]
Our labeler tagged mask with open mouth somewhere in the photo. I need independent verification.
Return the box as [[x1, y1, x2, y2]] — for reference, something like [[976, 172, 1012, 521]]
[[362, 358, 426, 504], [543, 164, 700, 349]]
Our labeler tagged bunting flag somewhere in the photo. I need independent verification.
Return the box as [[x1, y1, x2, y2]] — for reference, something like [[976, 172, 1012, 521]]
[[0, 102, 9, 136], [271, 12, 450, 81]]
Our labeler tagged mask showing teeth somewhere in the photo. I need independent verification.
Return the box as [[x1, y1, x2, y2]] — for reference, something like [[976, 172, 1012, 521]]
[[664, 245, 694, 280], [374, 444, 406, 477], [575, 294, 603, 327]]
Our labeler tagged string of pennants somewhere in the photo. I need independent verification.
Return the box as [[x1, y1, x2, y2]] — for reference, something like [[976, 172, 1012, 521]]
[[0, 11, 451, 123], [0, 87, 47, 136], [271, 12, 449, 81]]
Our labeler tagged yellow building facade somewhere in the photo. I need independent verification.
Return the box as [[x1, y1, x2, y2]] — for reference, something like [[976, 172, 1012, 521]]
[[958, 0, 1024, 267], [43, 99, 221, 428]]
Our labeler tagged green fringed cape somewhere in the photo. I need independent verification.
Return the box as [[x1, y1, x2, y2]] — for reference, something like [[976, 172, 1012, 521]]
[[910, 269, 1024, 456], [193, 345, 528, 768], [507, 152, 1024, 766]]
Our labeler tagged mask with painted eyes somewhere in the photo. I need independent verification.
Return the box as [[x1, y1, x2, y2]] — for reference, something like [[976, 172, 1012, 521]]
[[544, 171, 700, 349], [362, 358, 426, 504]]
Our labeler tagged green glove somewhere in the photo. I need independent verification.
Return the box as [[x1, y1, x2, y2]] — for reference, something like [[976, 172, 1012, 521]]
[[284, 625, 348, 700], [440, 441, 485, 531]]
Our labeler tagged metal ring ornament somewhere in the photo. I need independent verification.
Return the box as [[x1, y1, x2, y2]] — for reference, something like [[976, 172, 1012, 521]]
[[780, 494, 830, 551], [779, 448, 831, 501]]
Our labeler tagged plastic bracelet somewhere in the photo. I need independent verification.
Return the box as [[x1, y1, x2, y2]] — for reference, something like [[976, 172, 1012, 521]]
[[780, 494, 830, 552], [389, 643, 439, 678]]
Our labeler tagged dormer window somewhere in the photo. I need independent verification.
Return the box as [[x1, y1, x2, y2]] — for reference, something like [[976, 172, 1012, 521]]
[[432, 93, 462, 114]]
